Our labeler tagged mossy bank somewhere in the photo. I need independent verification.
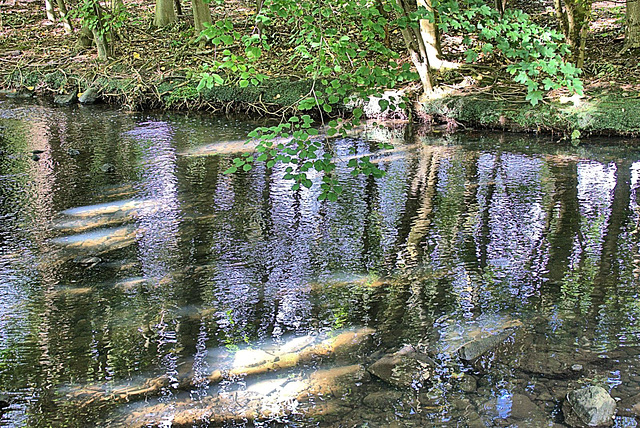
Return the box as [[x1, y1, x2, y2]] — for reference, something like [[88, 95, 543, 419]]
[[417, 89, 640, 138], [2, 68, 640, 138]]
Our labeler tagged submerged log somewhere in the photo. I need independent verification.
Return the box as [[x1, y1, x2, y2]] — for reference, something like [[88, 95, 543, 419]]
[[50, 225, 138, 253], [117, 364, 369, 427], [65, 327, 375, 408]]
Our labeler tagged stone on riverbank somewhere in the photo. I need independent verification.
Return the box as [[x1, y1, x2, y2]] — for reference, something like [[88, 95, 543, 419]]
[[54, 89, 78, 106], [563, 386, 616, 427], [79, 88, 99, 104]]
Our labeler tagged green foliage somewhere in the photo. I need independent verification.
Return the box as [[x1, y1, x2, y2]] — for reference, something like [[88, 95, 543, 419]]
[[195, 0, 587, 199], [196, 0, 418, 199], [70, 0, 128, 39], [438, 0, 583, 105], [196, 19, 269, 90]]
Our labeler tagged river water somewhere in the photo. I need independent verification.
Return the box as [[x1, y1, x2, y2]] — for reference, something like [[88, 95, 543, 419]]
[[1, 99, 640, 427]]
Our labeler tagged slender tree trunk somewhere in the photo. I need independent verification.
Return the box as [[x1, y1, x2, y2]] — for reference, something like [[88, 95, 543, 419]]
[[154, 0, 176, 27], [255, 0, 264, 36], [91, 0, 109, 60], [192, 0, 212, 34], [395, 0, 433, 95], [77, 25, 94, 48], [92, 28, 109, 60], [45, 0, 58, 21], [554, 0, 569, 38], [55, 0, 72, 34], [174, 0, 183, 16], [416, 0, 443, 69], [624, 0, 640, 50], [495, 0, 508, 15], [556, 0, 591, 66]]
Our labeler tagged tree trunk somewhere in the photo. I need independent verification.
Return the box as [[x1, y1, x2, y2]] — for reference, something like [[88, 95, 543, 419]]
[[55, 0, 72, 34], [45, 0, 58, 21], [394, 0, 433, 95], [624, 0, 640, 50], [556, 0, 591, 66], [192, 0, 212, 34], [495, 0, 508, 15], [92, 28, 109, 60], [255, 0, 264, 36], [174, 0, 183, 16], [154, 0, 176, 27], [77, 25, 94, 49], [416, 0, 443, 69], [91, 0, 109, 60], [554, 0, 569, 38]]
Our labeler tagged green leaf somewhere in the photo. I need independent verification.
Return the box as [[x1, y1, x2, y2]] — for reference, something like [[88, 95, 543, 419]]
[[465, 49, 479, 63], [525, 90, 543, 106]]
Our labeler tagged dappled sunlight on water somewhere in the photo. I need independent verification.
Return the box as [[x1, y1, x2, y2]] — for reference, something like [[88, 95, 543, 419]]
[[2, 99, 640, 426]]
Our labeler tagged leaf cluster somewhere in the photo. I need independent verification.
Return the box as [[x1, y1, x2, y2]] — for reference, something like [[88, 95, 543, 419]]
[[438, 0, 583, 105]]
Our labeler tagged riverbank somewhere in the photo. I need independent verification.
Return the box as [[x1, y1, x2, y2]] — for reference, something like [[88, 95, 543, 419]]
[[3, 73, 640, 139], [2, 0, 639, 137]]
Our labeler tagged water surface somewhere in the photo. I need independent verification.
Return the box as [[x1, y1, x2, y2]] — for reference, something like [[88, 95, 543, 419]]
[[1, 99, 640, 427]]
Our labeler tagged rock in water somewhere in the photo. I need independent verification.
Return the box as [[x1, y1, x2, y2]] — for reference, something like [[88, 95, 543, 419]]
[[457, 327, 519, 361], [54, 89, 79, 106], [563, 386, 616, 427], [79, 88, 99, 104], [367, 344, 434, 389], [429, 314, 524, 362]]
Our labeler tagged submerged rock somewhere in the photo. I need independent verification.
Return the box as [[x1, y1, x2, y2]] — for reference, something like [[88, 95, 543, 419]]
[[457, 326, 520, 361], [480, 393, 550, 426], [429, 314, 524, 362], [515, 350, 596, 379], [362, 390, 403, 409], [0, 392, 10, 409], [54, 89, 78, 106], [563, 386, 616, 427], [367, 344, 434, 389], [51, 225, 138, 254], [4, 88, 34, 99]]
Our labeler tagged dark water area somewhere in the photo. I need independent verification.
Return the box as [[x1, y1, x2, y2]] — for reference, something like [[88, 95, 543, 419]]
[[1, 99, 640, 427]]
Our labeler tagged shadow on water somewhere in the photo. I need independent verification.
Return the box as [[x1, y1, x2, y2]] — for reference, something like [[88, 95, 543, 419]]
[[2, 99, 640, 426]]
